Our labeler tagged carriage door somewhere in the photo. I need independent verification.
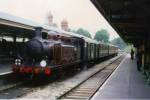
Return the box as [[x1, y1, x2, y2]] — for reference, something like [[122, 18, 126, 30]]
[[80, 39, 84, 61]]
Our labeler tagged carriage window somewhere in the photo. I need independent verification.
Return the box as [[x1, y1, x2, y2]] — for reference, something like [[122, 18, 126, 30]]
[[84, 43, 87, 47]]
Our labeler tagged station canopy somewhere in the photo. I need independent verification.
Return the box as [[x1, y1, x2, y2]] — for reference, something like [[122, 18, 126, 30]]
[[91, 0, 150, 47]]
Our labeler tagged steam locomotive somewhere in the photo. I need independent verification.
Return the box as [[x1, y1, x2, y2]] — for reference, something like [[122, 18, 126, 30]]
[[12, 27, 118, 76]]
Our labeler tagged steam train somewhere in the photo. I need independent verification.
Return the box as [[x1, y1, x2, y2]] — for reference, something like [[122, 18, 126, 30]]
[[12, 27, 118, 76]]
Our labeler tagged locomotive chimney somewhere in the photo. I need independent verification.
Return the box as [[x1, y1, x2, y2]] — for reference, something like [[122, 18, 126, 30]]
[[35, 27, 43, 38]]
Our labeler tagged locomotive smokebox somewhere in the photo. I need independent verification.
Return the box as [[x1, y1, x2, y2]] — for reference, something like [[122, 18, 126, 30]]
[[26, 39, 43, 58], [26, 38, 53, 60]]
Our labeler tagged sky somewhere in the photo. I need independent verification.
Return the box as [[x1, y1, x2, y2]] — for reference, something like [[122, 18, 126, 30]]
[[0, 0, 119, 40]]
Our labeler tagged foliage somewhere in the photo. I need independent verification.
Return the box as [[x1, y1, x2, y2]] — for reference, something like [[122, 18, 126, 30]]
[[75, 28, 92, 38], [94, 29, 110, 43], [70, 29, 77, 33], [111, 37, 127, 50], [123, 45, 134, 53]]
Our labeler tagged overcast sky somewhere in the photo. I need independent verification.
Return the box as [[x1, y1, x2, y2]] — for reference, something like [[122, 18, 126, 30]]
[[0, 0, 119, 40]]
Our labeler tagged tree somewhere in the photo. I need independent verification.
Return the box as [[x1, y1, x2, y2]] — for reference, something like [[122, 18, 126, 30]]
[[76, 28, 92, 38], [111, 37, 127, 49], [70, 29, 77, 33], [94, 29, 109, 43]]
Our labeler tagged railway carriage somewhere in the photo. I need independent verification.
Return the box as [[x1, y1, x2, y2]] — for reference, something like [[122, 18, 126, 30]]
[[99, 43, 108, 57], [109, 44, 118, 56]]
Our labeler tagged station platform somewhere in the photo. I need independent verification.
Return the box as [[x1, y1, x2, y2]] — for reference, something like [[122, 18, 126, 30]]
[[91, 54, 150, 99], [0, 63, 12, 75]]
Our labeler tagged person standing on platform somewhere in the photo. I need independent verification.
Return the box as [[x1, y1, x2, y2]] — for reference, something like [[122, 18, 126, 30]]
[[130, 48, 134, 60], [136, 48, 142, 71]]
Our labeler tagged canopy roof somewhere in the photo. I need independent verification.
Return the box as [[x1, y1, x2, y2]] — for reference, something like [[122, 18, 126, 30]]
[[91, 0, 150, 47], [0, 12, 99, 44]]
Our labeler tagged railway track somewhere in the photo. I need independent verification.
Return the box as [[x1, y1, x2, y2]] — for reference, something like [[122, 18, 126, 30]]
[[0, 73, 24, 91], [0, 54, 124, 99], [58, 55, 124, 100], [0, 73, 33, 99], [0, 76, 53, 99]]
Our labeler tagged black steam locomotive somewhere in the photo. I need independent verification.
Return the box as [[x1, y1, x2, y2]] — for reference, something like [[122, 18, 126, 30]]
[[12, 27, 118, 76]]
